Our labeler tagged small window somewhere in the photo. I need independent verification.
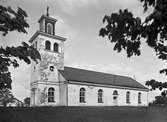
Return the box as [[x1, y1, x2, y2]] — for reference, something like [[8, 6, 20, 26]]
[[79, 88, 86, 103], [47, 23, 53, 35], [35, 41, 37, 49], [138, 92, 141, 104], [50, 66, 54, 71], [54, 43, 59, 52], [45, 41, 51, 50], [126, 91, 130, 104], [98, 89, 103, 103], [48, 87, 55, 102]]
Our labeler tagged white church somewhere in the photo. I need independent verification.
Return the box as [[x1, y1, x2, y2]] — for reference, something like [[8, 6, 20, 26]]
[[29, 10, 149, 106]]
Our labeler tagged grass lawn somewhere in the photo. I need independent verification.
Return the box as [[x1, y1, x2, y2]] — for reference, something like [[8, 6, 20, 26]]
[[0, 106, 167, 122]]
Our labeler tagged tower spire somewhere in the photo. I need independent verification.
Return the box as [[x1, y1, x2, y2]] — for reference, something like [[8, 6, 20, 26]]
[[46, 6, 49, 16]]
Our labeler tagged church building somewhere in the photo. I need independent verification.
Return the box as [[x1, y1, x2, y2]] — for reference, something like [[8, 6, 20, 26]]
[[29, 9, 149, 106]]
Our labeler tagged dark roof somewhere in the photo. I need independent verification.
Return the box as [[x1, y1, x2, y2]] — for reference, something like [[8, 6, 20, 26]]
[[59, 67, 148, 90]]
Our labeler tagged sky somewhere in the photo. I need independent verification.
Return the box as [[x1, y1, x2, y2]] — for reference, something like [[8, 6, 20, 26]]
[[1, 0, 166, 102]]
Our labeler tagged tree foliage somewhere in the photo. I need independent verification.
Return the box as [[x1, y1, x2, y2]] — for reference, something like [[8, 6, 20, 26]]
[[0, 5, 40, 90], [150, 95, 167, 105], [99, 0, 167, 93], [0, 88, 14, 106], [146, 79, 167, 91], [0, 5, 29, 35]]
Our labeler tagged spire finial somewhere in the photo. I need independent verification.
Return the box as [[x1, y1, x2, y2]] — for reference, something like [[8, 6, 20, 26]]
[[46, 6, 49, 16]]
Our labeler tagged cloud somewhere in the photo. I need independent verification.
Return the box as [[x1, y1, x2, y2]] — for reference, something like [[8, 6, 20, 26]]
[[56, 0, 140, 15], [56, 0, 98, 15], [52, 15, 78, 39], [68, 62, 134, 76], [113, 0, 140, 8]]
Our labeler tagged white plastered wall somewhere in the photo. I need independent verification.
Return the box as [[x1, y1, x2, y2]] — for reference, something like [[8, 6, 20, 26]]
[[67, 83, 148, 106], [59, 72, 68, 106]]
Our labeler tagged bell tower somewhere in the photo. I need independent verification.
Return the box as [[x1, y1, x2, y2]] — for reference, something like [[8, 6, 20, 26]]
[[29, 7, 66, 106], [38, 6, 56, 35]]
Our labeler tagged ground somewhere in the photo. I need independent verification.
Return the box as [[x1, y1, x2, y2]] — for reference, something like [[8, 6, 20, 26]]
[[0, 106, 167, 122]]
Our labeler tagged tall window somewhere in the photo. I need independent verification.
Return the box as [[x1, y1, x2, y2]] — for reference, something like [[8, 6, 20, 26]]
[[47, 23, 53, 34], [138, 92, 141, 104], [98, 89, 103, 103], [113, 90, 118, 105], [79, 88, 86, 103], [48, 87, 55, 102], [45, 41, 51, 50], [54, 43, 59, 52], [126, 91, 130, 104]]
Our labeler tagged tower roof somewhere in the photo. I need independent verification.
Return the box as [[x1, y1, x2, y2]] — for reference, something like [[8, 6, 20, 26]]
[[38, 6, 57, 23], [38, 15, 57, 23]]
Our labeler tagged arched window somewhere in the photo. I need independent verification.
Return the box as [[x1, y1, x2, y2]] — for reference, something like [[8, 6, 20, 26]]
[[79, 88, 86, 103], [98, 89, 103, 103], [54, 43, 59, 52], [138, 92, 141, 104], [45, 41, 51, 50], [47, 23, 53, 35], [126, 91, 130, 104], [48, 87, 55, 102], [113, 90, 118, 96]]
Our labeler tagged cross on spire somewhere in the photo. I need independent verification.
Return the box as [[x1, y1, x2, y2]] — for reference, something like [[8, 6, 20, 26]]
[[46, 6, 49, 16]]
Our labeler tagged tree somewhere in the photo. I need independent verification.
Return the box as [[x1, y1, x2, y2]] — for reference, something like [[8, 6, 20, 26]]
[[99, 0, 167, 94], [24, 97, 30, 107], [0, 5, 40, 89], [150, 95, 167, 105], [0, 88, 14, 106], [0, 5, 40, 105]]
